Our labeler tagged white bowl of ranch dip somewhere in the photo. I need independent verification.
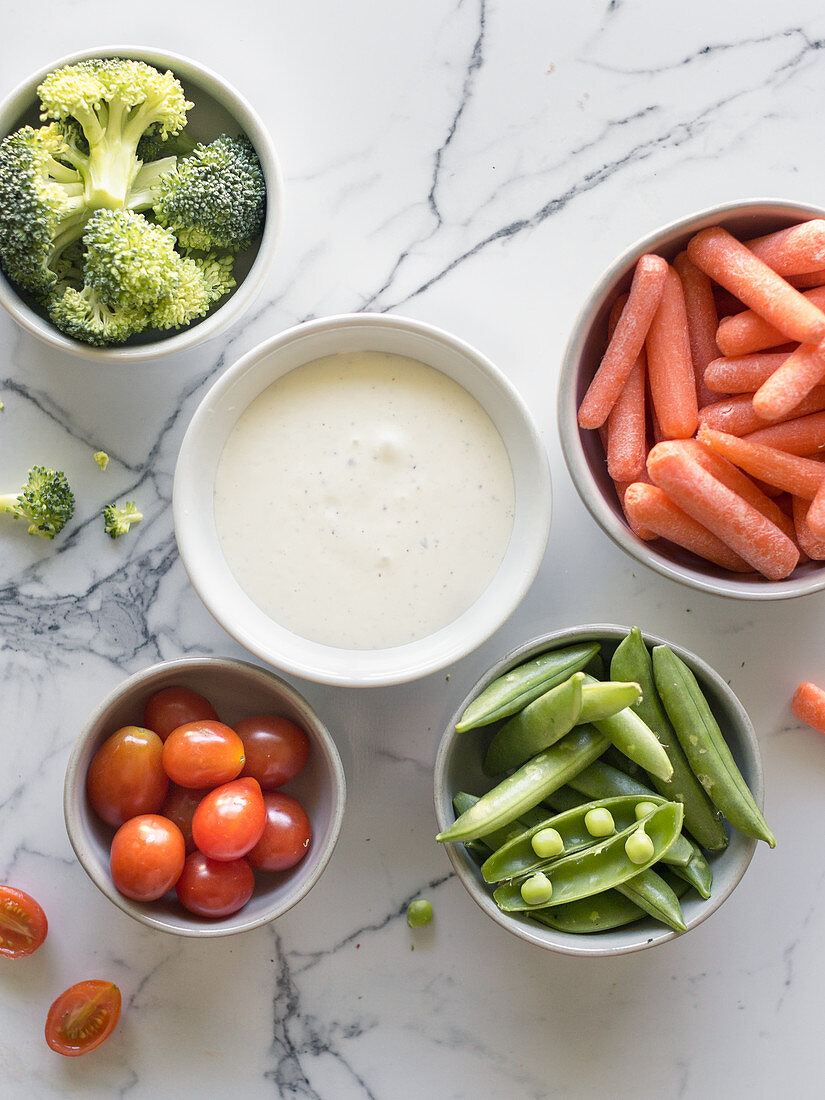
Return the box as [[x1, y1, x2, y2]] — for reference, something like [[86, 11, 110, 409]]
[[173, 313, 551, 686]]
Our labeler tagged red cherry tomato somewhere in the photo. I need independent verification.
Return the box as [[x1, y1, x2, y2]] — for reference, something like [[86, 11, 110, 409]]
[[237, 715, 310, 789], [247, 792, 312, 872], [192, 778, 266, 861], [87, 726, 168, 827], [143, 686, 219, 741], [175, 852, 254, 917], [0, 886, 48, 959], [110, 815, 186, 902], [160, 784, 205, 853], [162, 721, 245, 788], [45, 980, 121, 1057]]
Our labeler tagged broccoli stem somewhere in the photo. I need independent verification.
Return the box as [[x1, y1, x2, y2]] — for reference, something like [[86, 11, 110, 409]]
[[82, 99, 143, 209], [0, 493, 23, 517]]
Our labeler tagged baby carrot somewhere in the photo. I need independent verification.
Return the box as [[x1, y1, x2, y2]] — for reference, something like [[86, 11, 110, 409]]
[[607, 350, 647, 482], [791, 681, 825, 735], [697, 426, 825, 499], [793, 496, 825, 559], [615, 478, 657, 541], [623, 482, 752, 571], [687, 227, 825, 347], [807, 477, 825, 539], [578, 255, 668, 429], [645, 265, 699, 438], [744, 220, 825, 275], [646, 441, 800, 579], [745, 408, 825, 455], [716, 286, 825, 356], [704, 352, 794, 394], [752, 340, 825, 421], [673, 250, 721, 407], [699, 394, 767, 436]]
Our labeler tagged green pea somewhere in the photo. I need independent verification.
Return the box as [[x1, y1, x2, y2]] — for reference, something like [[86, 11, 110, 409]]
[[406, 899, 434, 927], [625, 830, 655, 865], [584, 807, 615, 837], [531, 827, 564, 859], [634, 800, 659, 821], [520, 872, 553, 906]]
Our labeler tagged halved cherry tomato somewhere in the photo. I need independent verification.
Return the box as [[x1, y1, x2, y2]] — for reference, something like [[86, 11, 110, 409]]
[[162, 721, 245, 788], [160, 784, 205, 853], [175, 852, 254, 918], [45, 980, 121, 1057], [143, 686, 219, 741], [87, 726, 168, 827], [110, 815, 186, 902], [247, 792, 312, 872], [192, 778, 266, 861], [0, 886, 47, 959], [237, 715, 310, 789]]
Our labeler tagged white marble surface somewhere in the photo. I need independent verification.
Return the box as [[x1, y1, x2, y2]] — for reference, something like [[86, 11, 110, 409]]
[[2, 2, 825, 1096]]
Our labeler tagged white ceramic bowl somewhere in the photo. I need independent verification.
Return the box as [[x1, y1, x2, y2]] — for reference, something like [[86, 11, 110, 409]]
[[434, 624, 764, 957], [173, 313, 552, 686], [0, 45, 284, 362], [64, 657, 345, 937], [557, 198, 825, 600]]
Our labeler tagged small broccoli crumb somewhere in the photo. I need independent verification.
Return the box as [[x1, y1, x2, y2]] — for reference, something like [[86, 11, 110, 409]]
[[102, 500, 142, 538], [93, 450, 109, 470]]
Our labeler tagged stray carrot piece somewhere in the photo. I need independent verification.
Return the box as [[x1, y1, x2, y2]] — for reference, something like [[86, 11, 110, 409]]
[[673, 251, 721, 407], [807, 477, 825, 540], [793, 496, 825, 559], [646, 441, 799, 580], [645, 266, 699, 439], [697, 426, 825, 499], [716, 286, 825, 357], [752, 339, 825, 421], [744, 220, 825, 276], [745, 407, 825, 455], [687, 227, 825, 347], [791, 682, 825, 735], [578, 255, 668, 430], [705, 352, 794, 394], [623, 482, 751, 571]]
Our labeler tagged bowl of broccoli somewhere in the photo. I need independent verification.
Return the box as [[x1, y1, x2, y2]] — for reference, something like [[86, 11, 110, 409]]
[[0, 46, 283, 361]]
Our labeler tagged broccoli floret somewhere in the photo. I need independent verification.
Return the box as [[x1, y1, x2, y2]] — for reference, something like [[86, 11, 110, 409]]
[[150, 253, 233, 330], [153, 133, 265, 252], [0, 465, 75, 538], [47, 283, 149, 346], [83, 208, 182, 308], [38, 58, 192, 210], [102, 500, 142, 538], [0, 124, 90, 295], [93, 450, 109, 470]]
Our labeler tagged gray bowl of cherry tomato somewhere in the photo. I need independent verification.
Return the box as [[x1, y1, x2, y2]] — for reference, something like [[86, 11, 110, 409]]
[[64, 657, 346, 937]]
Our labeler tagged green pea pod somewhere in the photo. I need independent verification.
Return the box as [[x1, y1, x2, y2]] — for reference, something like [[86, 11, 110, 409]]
[[615, 868, 686, 932], [651, 645, 776, 848], [452, 792, 549, 851], [436, 725, 610, 843], [669, 843, 713, 900], [611, 627, 728, 852], [493, 801, 684, 910], [455, 643, 601, 731], [583, 675, 673, 783], [483, 673, 584, 776], [578, 680, 643, 724], [531, 875, 690, 934]]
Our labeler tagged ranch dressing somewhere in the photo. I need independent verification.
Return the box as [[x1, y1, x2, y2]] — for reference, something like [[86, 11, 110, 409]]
[[214, 351, 515, 649]]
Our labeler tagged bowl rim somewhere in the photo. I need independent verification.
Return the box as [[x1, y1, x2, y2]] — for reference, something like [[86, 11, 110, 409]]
[[433, 622, 761, 957], [0, 43, 284, 363], [173, 310, 552, 687], [557, 196, 825, 601], [63, 655, 346, 937]]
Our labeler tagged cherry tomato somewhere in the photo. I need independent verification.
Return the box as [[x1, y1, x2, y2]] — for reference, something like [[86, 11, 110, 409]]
[[161, 720, 245, 788], [0, 885, 47, 959], [247, 792, 312, 872], [87, 726, 168, 827], [110, 815, 186, 902], [45, 980, 121, 1057], [237, 715, 310, 789], [143, 686, 219, 742], [160, 784, 205, 853], [175, 852, 254, 918], [192, 778, 266, 861]]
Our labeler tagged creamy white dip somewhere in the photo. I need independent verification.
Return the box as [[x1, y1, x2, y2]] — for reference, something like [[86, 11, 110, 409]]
[[213, 351, 515, 649]]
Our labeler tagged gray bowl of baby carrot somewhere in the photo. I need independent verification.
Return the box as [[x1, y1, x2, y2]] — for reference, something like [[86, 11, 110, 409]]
[[434, 624, 770, 956], [558, 198, 825, 599]]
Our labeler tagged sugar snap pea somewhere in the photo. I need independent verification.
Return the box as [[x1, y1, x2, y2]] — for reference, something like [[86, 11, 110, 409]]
[[578, 680, 643, 724], [652, 645, 776, 848], [583, 676, 674, 783], [452, 792, 548, 851], [483, 673, 584, 776], [669, 844, 712, 900], [614, 868, 686, 932], [455, 642, 600, 731], [532, 875, 690, 934], [610, 627, 728, 852]]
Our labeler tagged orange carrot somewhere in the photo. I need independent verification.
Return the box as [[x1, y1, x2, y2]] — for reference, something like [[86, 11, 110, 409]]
[[745, 408, 825, 455], [645, 266, 699, 439], [697, 426, 825, 499], [615, 477, 657, 541], [793, 496, 825, 559], [578, 255, 668, 429], [688, 227, 825, 347], [646, 441, 799, 579], [716, 286, 825, 356], [807, 476, 825, 540], [704, 352, 794, 394], [752, 340, 825, 421], [699, 394, 767, 436], [744, 220, 825, 275], [791, 682, 825, 734], [673, 251, 721, 407], [623, 482, 751, 571], [607, 350, 647, 482]]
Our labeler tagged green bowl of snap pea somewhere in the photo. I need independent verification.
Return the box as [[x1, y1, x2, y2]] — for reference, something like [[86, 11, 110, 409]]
[[434, 624, 766, 956]]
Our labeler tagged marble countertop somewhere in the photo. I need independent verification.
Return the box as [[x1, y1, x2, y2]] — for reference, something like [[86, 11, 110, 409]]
[[3, 2, 825, 1096]]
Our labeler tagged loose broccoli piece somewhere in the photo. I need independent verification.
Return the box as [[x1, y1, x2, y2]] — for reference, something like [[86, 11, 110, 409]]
[[83, 208, 182, 308], [0, 124, 90, 296], [38, 58, 192, 210], [47, 283, 149, 346], [102, 500, 142, 538], [153, 134, 265, 252], [93, 451, 109, 470], [0, 465, 75, 538]]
